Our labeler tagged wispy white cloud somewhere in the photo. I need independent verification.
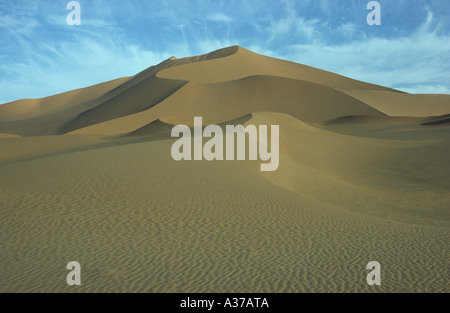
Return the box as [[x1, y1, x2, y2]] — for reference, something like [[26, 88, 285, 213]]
[[0, 33, 175, 101], [0, 0, 449, 104], [279, 10, 450, 94], [0, 30, 233, 102], [207, 13, 234, 23]]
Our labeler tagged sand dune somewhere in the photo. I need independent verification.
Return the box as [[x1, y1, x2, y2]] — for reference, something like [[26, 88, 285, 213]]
[[1, 46, 448, 137], [0, 77, 129, 123], [249, 112, 450, 226], [157, 46, 399, 91], [0, 46, 449, 293], [59, 77, 187, 134], [341, 89, 450, 117]]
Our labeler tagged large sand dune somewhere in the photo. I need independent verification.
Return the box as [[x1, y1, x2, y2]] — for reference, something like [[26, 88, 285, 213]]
[[0, 46, 449, 293]]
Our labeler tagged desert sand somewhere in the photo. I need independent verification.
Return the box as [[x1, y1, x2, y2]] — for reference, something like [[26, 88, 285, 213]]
[[0, 46, 449, 292]]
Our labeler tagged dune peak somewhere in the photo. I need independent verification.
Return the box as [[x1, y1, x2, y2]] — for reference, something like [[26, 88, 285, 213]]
[[196, 45, 241, 61]]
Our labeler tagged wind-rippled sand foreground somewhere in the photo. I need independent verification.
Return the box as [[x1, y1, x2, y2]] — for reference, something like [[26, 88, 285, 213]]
[[0, 46, 449, 292]]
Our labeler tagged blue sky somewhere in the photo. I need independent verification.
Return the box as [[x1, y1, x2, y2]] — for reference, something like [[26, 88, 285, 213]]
[[0, 0, 449, 104]]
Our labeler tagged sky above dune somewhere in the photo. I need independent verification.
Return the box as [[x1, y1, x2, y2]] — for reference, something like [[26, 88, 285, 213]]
[[0, 0, 449, 103]]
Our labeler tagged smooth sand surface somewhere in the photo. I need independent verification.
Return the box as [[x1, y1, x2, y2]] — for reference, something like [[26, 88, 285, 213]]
[[0, 46, 449, 292]]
